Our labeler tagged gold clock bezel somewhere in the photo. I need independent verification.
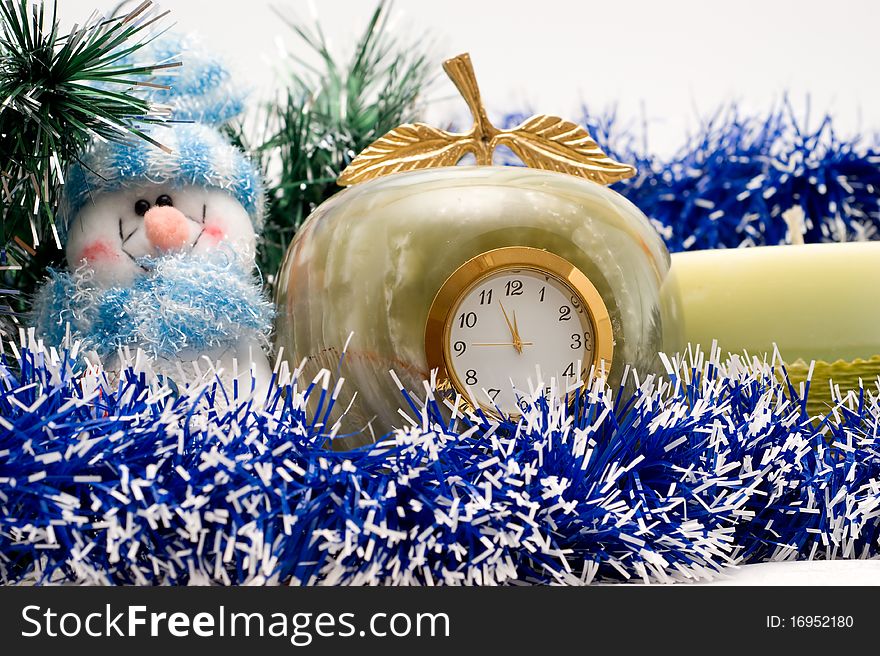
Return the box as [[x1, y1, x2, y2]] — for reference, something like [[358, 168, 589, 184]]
[[424, 246, 614, 417]]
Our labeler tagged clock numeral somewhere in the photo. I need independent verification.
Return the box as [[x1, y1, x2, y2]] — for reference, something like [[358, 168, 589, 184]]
[[563, 362, 576, 378], [459, 311, 478, 328], [465, 369, 478, 385], [559, 305, 572, 321], [453, 341, 467, 356], [518, 399, 530, 412], [570, 295, 583, 312], [487, 388, 501, 402], [479, 289, 493, 305], [570, 332, 592, 350], [539, 286, 546, 302], [505, 279, 523, 296]]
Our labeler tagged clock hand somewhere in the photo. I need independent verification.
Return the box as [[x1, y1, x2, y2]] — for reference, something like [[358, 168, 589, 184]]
[[472, 341, 535, 346], [498, 302, 523, 354], [512, 309, 524, 351]]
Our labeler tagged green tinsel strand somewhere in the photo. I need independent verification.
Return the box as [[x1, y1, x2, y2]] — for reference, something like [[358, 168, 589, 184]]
[[252, 0, 432, 289], [0, 0, 176, 335]]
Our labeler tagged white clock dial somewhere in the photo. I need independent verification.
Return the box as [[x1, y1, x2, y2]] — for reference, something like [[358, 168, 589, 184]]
[[445, 267, 596, 416]]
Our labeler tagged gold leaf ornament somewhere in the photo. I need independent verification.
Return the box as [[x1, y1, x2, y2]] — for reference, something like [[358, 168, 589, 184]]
[[337, 53, 636, 186], [334, 124, 470, 187]]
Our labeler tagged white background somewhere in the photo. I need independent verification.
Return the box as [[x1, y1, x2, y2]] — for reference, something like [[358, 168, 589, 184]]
[[57, 0, 880, 584], [59, 0, 879, 156]]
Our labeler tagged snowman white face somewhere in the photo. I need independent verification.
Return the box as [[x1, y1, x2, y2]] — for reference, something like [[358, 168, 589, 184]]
[[66, 184, 257, 287]]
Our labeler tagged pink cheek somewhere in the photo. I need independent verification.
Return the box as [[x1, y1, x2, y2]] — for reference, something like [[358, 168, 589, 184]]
[[201, 219, 228, 246], [77, 240, 121, 265]]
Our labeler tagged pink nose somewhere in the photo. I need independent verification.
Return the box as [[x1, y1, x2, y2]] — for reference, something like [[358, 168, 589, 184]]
[[144, 206, 189, 252]]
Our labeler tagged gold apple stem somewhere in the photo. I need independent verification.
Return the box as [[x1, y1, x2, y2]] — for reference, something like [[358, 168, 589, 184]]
[[442, 53, 498, 165]]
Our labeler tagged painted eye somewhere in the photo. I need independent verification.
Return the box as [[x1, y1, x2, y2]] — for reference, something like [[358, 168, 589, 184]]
[[156, 194, 173, 207], [134, 199, 151, 216]]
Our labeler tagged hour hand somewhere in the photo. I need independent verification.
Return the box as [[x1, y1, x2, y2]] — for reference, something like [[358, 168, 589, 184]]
[[512, 310, 523, 349], [498, 302, 523, 354]]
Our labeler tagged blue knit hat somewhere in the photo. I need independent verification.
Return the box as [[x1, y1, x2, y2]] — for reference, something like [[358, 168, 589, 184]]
[[59, 35, 264, 242]]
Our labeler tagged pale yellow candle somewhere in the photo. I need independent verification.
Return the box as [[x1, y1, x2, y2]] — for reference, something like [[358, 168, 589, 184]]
[[664, 241, 880, 411], [665, 242, 880, 361]]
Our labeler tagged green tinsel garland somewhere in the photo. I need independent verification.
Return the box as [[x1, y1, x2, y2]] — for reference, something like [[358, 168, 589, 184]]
[[247, 0, 432, 290], [0, 0, 177, 335]]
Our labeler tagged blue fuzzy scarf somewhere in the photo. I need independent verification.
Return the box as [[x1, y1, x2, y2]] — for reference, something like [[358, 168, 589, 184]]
[[32, 250, 274, 359]]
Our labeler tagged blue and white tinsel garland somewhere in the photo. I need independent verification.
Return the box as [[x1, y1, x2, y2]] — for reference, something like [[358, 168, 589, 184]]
[[2, 336, 880, 585], [615, 105, 880, 250], [502, 103, 880, 251]]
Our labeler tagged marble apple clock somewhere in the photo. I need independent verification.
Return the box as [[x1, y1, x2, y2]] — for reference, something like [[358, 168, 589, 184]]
[[275, 54, 675, 445]]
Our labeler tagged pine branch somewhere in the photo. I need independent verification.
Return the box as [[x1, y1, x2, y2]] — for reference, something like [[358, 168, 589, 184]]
[[0, 0, 175, 335], [253, 0, 432, 289]]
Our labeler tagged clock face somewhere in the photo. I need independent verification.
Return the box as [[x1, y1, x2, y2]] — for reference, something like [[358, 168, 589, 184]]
[[426, 248, 613, 418]]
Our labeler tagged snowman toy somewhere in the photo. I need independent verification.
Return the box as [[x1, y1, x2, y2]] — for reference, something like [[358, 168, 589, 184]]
[[33, 38, 273, 395]]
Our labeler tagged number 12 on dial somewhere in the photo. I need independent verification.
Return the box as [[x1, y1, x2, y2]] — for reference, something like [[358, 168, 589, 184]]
[[425, 247, 613, 417]]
